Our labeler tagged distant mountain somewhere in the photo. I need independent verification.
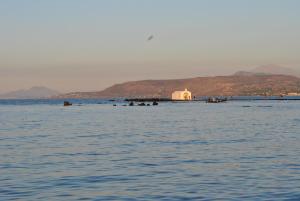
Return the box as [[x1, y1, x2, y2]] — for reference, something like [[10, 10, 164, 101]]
[[233, 71, 258, 76], [0, 87, 60, 99], [54, 74, 300, 99], [251, 64, 299, 77]]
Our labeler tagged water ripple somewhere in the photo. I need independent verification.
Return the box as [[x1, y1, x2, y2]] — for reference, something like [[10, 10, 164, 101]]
[[1, 100, 300, 200]]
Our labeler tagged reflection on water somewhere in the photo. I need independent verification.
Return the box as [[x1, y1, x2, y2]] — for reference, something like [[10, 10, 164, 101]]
[[0, 100, 300, 200]]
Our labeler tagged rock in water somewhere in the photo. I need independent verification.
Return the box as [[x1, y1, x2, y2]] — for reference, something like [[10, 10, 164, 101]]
[[64, 101, 72, 106]]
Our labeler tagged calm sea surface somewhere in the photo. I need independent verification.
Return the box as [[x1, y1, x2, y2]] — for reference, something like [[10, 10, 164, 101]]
[[0, 100, 300, 200]]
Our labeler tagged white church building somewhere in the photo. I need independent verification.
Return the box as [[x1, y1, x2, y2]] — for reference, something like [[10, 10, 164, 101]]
[[171, 89, 192, 101]]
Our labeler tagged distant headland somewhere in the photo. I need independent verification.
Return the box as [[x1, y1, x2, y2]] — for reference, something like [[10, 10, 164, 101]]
[[0, 86, 60, 99], [53, 65, 300, 99], [53, 73, 300, 99], [2, 65, 300, 100]]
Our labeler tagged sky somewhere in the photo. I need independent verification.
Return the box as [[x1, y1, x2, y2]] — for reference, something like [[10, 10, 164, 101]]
[[0, 0, 300, 93]]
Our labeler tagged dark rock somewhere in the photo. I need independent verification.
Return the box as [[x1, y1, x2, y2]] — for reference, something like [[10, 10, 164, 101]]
[[64, 101, 72, 106], [153, 101, 158, 106]]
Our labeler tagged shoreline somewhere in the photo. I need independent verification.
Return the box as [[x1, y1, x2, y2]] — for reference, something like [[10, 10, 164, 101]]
[[125, 96, 300, 102]]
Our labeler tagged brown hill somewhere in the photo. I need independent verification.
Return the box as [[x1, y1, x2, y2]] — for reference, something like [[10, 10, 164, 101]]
[[54, 74, 300, 99]]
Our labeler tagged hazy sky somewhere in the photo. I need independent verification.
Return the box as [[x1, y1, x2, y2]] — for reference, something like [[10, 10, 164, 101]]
[[1, 0, 300, 93]]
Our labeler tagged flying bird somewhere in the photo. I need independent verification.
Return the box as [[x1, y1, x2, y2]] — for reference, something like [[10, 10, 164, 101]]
[[147, 35, 154, 41]]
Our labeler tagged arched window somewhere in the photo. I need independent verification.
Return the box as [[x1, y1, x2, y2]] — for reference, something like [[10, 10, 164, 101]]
[[183, 92, 190, 100]]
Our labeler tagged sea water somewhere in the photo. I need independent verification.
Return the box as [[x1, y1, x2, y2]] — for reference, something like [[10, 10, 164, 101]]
[[0, 100, 300, 200]]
